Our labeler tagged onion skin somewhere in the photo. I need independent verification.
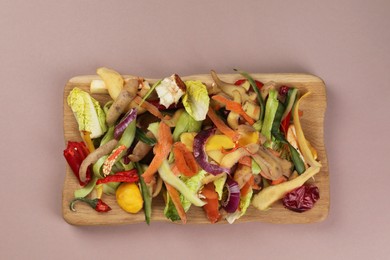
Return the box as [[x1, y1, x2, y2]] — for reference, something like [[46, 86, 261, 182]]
[[221, 177, 240, 213], [193, 128, 230, 175], [114, 108, 137, 140]]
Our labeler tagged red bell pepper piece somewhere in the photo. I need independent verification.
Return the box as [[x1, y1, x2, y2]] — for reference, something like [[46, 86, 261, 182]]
[[63, 141, 91, 186], [96, 169, 139, 185], [234, 79, 264, 90]]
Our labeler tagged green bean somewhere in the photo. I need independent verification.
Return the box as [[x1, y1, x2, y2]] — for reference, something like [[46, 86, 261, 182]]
[[134, 162, 152, 225]]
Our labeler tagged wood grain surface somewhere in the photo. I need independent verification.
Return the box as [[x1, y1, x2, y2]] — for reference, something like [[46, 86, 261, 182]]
[[63, 73, 328, 225]]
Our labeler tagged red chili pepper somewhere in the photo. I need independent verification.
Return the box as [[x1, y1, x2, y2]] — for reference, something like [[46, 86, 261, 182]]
[[280, 111, 291, 134], [95, 200, 112, 212], [234, 79, 264, 90], [63, 141, 91, 186], [96, 169, 139, 185], [69, 197, 112, 213]]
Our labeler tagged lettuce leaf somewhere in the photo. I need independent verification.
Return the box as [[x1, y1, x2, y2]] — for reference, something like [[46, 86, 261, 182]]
[[183, 81, 210, 121], [164, 192, 181, 222], [172, 111, 202, 141], [180, 170, 207, 212], [67, 87, 107, 138], [239, 188, 254, 217]]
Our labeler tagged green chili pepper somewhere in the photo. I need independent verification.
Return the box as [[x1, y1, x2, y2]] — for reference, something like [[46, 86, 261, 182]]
[[134, 162, 152, 225]]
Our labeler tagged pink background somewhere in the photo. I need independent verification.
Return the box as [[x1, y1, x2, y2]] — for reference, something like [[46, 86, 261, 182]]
[[1, 0, 389, 259]]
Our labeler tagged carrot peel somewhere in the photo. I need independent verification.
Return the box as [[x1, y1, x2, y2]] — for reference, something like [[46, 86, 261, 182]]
[[212, 95, 255, 125], [165, 182, 187, 224], [173, 142, 198, 177], [142, 122, 173, 183], [133, 95, 164, 119], [207, 108, 239, 142]]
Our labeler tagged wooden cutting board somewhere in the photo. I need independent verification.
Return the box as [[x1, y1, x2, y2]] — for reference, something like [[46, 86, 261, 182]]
[[63, 73, 329, 225]]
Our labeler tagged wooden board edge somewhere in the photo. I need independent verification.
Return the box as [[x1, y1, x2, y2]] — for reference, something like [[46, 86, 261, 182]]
[[68, 73, 326, 84]]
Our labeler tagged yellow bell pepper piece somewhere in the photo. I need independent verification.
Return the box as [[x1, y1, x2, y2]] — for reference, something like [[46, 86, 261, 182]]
[[180, 133, 235, 152], [205, 135, 235, 151]]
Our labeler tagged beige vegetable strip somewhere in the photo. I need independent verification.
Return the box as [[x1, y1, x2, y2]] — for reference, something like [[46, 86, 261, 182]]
[[128, 131, 154, 162], [210, 70, 248, 101], [78, 139, 118, 182], [106, 79, 139, 126], [293, 92, 321, 168], [96, 67, 124, 100], [220, 143, 259, 168], [252, 166, 321, 211]]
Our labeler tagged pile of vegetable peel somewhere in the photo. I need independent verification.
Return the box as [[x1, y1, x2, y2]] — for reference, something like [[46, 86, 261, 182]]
[[63, 67, 322, 224]]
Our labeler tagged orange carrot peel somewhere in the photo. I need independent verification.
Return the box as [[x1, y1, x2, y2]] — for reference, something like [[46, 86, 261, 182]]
[[241, 175, 257, 196], [142, 122, 173, 183], [165, 182, 187, 224], [271, 176, 287, 185], [201, 183, 221, 223], [133, 95, 164, 119], [173, 142, 199, 177], [212, 95, 255, 125], [207, 108, 239, 142]]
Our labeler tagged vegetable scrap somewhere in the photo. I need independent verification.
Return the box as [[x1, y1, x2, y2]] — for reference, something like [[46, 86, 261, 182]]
[[64, 68, 322, 224]]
